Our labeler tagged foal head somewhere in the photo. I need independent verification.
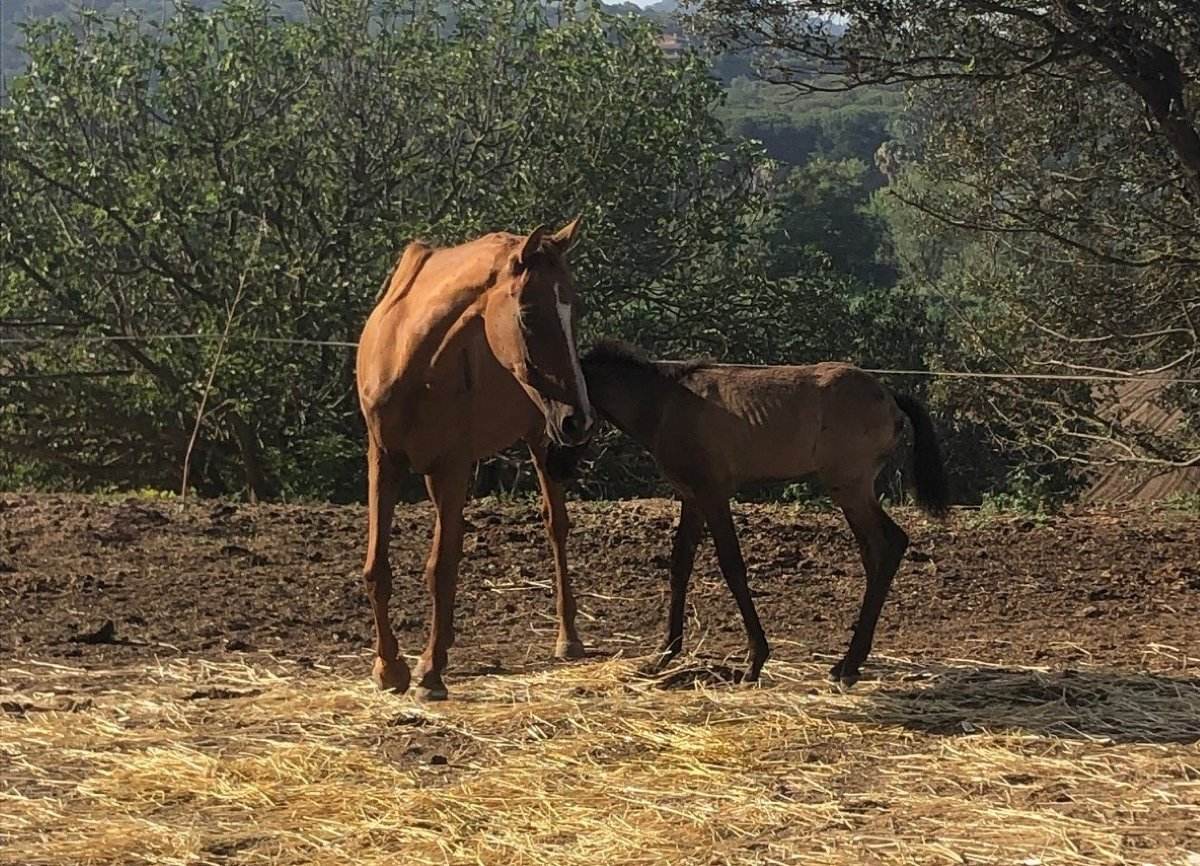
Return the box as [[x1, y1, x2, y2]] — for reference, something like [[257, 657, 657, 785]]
[[485, 217, 595, 447]]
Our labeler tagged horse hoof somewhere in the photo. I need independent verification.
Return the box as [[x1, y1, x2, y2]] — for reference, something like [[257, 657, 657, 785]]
[[829, 660, 861, 688], [412, 660, 449, 701], [413, 683, 449, 702], [554, 639, 586, 660], [637, 656, 671, 678], [372, 657, 412, 694]]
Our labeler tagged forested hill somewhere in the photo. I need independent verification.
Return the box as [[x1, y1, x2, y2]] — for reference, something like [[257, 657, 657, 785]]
[[3, 1, 266, 79], [4, 0, 673, 78], [3, 0, 893, 171]]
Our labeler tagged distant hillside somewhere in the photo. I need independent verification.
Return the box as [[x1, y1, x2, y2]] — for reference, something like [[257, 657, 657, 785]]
[[3, 0, 890, 173], [3, 0, 664, 79], [2, 0, 229, 79], [719, 76, 901, 171]]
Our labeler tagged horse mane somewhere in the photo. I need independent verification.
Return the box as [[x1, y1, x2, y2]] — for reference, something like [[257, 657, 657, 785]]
[[376, 240, 435, 303], [581, 339, 653, 368], [582, 339, 712, 381]]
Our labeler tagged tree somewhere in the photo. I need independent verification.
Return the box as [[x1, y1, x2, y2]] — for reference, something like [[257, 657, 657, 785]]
[[719, 75, 900, 174], [1, 0, 769, 498], [691, 1, 1200, 474], [760, 157, 895, 284]]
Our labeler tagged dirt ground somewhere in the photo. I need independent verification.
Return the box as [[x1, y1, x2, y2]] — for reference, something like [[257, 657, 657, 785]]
[[3, 493, 1200, 865], [2, 493, 1197, 680]]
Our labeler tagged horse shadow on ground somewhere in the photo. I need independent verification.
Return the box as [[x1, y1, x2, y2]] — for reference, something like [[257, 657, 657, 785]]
[[648, 663, 746, 690], [634, 654, 1200, 745], [834, 659, 1200, 746]]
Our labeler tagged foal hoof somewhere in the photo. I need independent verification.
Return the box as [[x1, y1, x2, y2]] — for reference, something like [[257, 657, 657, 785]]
[[829, 660, 861, 688], [554, 638, 586, 660], [372, 657, 412, 694], [413, 679, 449, 702], [411, 660, 449, 701], [413, 685, 449, 702], [636, 655, 672, 678]]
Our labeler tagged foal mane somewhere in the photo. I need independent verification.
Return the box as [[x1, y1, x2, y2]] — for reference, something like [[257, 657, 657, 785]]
[[582, 340, 711, 382]]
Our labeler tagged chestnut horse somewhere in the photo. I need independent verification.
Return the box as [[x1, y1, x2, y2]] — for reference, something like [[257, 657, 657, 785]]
[[356, 221, 594, 700], [560, 341, 949, 686]]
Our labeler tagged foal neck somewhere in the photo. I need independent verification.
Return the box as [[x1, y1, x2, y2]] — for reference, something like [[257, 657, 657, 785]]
[[584, 358, 675, 445]]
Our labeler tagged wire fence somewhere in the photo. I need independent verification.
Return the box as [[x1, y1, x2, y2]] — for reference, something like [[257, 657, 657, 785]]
[[0, 333, 361, 349], [3, 331, 1199, 385]]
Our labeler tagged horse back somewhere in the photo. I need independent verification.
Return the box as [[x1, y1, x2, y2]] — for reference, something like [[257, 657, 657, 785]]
[[358, 234, 513, 393], [658, 363, 900, 487]]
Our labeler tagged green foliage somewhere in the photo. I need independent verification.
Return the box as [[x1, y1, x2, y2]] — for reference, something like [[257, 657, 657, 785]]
[[759, 157, 896, 285], [7, 0, 1115, 508], [4, 0, 921, 502], [719, 77, 900, 177], [976, 468, 1060, 517], [1161, 492, 1200, 515], [694, 0, 1200, 484], [94, 485, 181, 504], [2, 0, 316, 80], [1, 0, 776, 499]]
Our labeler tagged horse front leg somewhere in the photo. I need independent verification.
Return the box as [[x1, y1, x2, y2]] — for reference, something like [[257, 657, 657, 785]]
[[646, 497, 704, 674], [701, 497, 770, 682], [412, 460, 471, 701], [530, 441, 584, 659]]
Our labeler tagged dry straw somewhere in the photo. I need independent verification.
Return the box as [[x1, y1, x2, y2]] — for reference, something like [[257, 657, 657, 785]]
[[2, 649, 1198, 866]]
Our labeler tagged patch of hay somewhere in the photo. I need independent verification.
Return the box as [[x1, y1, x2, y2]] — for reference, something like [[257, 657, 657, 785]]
[[2, 650, 1199, 865]]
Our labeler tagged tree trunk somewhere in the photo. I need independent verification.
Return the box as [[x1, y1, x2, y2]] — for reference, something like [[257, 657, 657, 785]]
[[229, 411, 276, 503], [1092, 31, 1200, 203]]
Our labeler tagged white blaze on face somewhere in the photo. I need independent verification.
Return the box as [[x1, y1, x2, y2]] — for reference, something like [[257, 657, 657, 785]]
[[554, 282, 592, 424]]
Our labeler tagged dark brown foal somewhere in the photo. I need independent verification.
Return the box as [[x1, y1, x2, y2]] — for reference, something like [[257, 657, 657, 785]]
[[565, 341, 949, 685]]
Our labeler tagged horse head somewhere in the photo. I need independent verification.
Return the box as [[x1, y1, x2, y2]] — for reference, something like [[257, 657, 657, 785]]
[[485, 217, 595, 447]]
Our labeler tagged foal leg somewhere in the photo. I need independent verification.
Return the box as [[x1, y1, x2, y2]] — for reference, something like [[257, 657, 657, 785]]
[[411, 461, 471, 701], [529, 441, 584, 659], [363, 439, 410, 693], [647, 497, 704, 673], [701, 498, 770, 681], [828, 477, 909, 686]]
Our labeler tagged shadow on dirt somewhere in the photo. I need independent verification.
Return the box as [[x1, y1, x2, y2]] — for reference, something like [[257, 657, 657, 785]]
[[650, 663, 746, 689], [840, 660, 1200, 745]]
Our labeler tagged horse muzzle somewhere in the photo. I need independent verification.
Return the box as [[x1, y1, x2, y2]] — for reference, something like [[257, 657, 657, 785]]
[[546, 403, 595, 447]]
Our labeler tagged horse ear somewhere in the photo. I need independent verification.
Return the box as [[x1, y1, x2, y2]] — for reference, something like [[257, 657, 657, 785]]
[[548, 215, 582, 253], [518, 225, 547, 270]]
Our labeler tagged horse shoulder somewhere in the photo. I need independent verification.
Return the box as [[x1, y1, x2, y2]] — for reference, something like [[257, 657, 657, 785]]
[[655, 379, 741, 493]]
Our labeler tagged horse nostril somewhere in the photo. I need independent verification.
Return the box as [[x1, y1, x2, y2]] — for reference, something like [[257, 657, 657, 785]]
[[562, 412, 584, 442]]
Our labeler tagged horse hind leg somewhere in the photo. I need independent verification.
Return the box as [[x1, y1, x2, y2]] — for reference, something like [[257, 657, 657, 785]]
[[827, 475, 909, 686], [363, 440, 410, 693]]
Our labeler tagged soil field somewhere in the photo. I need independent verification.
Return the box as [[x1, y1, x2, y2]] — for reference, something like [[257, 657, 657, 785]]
[[2, 494, 1197, 675], [2, 493, 1199, 865]]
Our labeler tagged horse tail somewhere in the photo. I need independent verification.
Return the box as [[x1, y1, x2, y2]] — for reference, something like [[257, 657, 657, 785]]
[[893, 393, 950, 517], [376, 241, 433, 303]]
